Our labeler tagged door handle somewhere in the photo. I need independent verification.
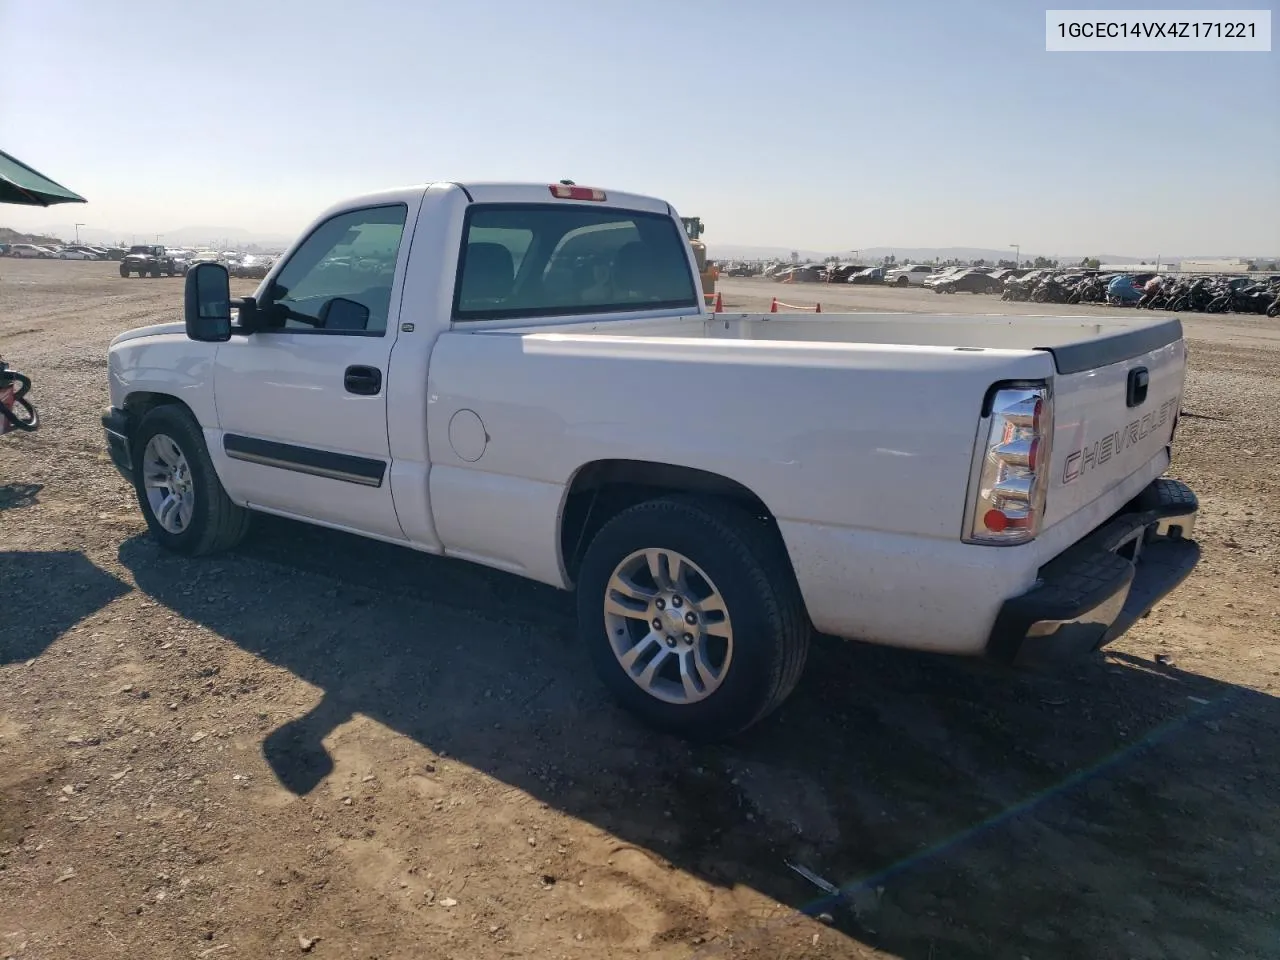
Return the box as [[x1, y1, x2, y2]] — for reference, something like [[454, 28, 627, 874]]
[[344, 365, 382, 396], [1126, 366, 1149, 408]]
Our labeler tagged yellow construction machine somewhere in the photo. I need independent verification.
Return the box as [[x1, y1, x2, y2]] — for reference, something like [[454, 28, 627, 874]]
[[680, 216, 717, 298]]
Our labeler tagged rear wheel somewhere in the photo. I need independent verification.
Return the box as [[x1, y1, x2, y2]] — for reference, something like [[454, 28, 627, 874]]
[[131, 405, 250, 556], [119, 263, 130, 278], [576, 496, 810, 740]]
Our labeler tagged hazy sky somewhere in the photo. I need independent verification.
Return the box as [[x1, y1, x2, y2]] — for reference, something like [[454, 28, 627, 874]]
[[1, 0, 1277, 255]]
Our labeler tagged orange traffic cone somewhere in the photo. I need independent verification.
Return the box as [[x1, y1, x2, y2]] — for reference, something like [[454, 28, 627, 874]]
[[714, 291, 723, 313], [770, 297, 778, 313]]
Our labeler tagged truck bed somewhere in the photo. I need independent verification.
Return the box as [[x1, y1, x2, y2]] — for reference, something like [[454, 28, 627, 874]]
[[522, 311, 1182, 374]]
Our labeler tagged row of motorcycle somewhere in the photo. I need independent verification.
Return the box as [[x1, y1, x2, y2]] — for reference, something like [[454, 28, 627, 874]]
[[1002, 271, 1280, 316]]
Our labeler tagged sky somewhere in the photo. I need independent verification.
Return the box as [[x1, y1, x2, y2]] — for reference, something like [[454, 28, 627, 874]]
[[1, 0, 1277, 257]]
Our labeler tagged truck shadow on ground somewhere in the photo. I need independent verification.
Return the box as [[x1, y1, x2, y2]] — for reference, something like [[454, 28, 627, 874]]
[[118, 517, 1280, 960], [0, 549, 131, 665]]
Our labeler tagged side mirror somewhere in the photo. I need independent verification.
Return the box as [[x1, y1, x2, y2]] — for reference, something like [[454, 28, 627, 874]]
[[184, 262, 233, 342], [318, 297, 371, 331]]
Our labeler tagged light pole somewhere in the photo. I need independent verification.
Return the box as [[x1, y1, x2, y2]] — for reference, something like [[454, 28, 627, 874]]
[[74, 223, 85, 244], [1010, 244, 1020, 268]]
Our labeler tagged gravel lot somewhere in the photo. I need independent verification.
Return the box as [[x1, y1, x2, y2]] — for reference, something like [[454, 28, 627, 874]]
[[2, 259, 1278, 960]]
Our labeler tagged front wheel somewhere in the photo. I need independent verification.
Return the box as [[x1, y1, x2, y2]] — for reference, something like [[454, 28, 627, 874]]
[[576, 496, 810, 740], [131, 404, 250, 556], [119, 263, 130, 278]]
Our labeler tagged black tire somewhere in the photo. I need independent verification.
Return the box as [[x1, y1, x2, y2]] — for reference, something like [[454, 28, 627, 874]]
[[150, 265, 162, 278], [896, 275, 909, 286], [119, 263, 130, 278], [130, 404, 250, 556], [576, 495, 810, 740]]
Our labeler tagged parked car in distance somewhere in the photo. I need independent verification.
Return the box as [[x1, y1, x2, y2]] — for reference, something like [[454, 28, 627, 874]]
[[884, 263, 934, 286], [8, 243, 53, 258], [102, 179, 1200, 741], [230, 254, 272, 279], [922, 266, 964, 289], [847, 266, 885, 284], [933, 268, 1003, 295], [165, 249, 196, 275], [58, 246, 101, 260], [775, 264, 825, 283], [119, 244, 179, 278]]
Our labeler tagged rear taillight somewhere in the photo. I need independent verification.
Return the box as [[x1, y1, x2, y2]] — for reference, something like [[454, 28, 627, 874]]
[[966, 384, 1053, 545]]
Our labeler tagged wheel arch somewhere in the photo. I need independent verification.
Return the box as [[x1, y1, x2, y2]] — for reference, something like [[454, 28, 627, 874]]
[[558, 458, 782, 585], [121, 391, 194, 433]]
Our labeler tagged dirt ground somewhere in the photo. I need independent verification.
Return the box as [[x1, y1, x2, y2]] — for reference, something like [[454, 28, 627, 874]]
[[2, 259, 1278, 960]]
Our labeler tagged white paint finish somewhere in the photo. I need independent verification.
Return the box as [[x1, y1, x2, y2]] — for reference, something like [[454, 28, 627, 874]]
[[778, 520, 1035, 652], [381, 182, 477, 547], [462, 182, 674, 216], [427, 328, 1055, 540], [1042, 337, 1185, 528], [429, 464, 567, 586], [212, 330, 405, 540], [781, 448, 1169, 653], [204, 430, 249, 507], [107, 327, 220, 427], [529, 310, 1177, 352], [236, 498, 439, 552]]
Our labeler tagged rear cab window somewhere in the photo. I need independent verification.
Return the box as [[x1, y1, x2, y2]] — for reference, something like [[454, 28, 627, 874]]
[[452, 204, 697, 321]]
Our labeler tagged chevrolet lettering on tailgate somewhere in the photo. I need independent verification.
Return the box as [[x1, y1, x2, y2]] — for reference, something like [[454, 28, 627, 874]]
[[1062, 395, 1179, 485]]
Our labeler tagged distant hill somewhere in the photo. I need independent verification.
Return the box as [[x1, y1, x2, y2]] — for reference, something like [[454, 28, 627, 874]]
[[706, 243, 1100, 264], [158, 225, 298, 247], [0, 226, 63, 247], [706, 243, 1272, 265], [0, 222, 299, 248]]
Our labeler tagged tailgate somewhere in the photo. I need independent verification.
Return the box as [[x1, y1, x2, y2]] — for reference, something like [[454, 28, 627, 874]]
[[1041, 320, 1185, 529]]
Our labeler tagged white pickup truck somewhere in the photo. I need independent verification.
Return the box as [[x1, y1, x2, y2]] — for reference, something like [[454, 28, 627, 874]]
[[102, 180, 1200, 739]]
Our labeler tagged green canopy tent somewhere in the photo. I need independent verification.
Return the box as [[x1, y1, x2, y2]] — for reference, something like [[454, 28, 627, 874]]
[[1, 148, 82, 433], [0, 148, 86, 207]]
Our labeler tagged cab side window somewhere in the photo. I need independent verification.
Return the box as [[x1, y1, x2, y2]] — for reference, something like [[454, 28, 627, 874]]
[[261, 204, 408, 335]]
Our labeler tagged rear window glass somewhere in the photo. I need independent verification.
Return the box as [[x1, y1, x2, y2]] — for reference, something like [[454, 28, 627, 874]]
[[453, 204, 697, 321]]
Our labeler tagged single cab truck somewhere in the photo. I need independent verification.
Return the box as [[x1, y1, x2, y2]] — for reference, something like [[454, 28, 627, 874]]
[[102, 181, 1200, 739]]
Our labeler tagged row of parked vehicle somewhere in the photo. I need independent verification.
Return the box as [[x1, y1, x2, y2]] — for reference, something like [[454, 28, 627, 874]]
[[114, 245, 277, 280], [724, 258, 1280, 316], [1003, 270, 1280, 316], [1, 241, 278, 280], [725, 259, 1025, 291], [1, 241, 122, 260]]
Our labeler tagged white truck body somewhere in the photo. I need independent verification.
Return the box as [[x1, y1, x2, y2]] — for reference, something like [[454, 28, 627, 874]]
[[103, 181, 1200, 737]]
